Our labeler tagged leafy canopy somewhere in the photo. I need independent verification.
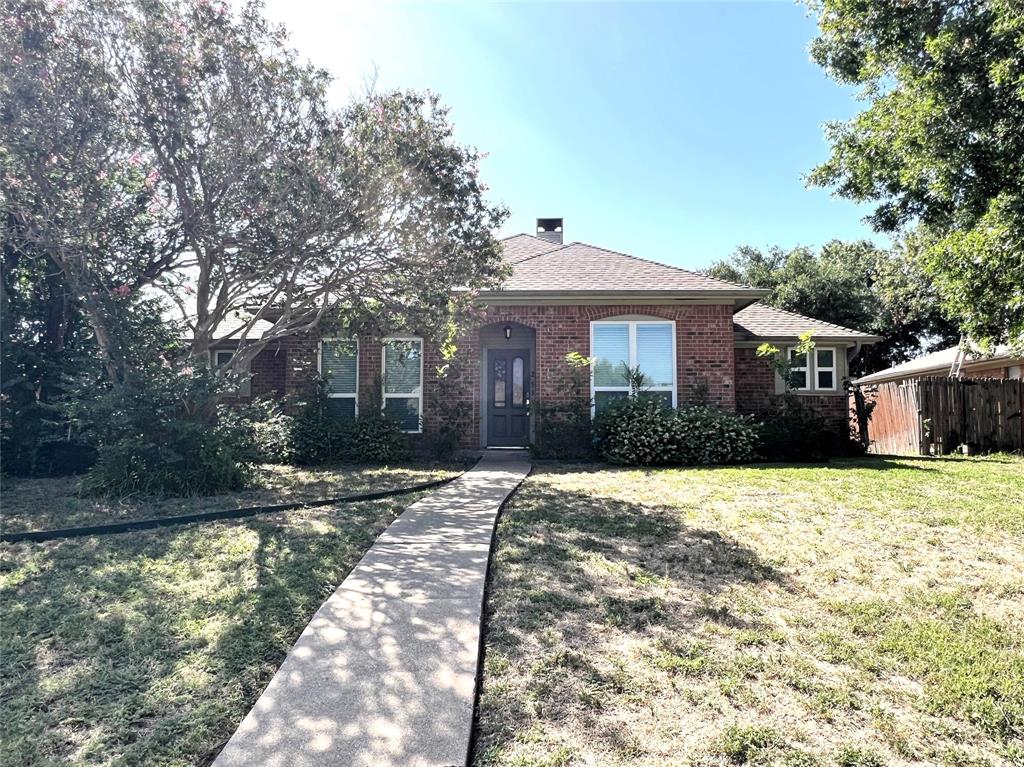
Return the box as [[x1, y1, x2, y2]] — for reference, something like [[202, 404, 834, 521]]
[[805, 0, 1024, 353], [2, 0, 508, 389], [707, 240, 959, 376]]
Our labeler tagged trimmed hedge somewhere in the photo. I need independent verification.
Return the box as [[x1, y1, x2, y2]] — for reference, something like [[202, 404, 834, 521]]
[[593, 397, 759, 466]]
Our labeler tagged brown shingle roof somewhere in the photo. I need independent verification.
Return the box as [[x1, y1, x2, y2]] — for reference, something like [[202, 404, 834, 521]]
[[733, 303, 880, 341], [496, 235, 763, 294], [500, 233, 564, 264]]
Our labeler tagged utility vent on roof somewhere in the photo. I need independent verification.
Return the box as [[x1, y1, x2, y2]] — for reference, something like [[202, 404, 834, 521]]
[[536, 218, 563, 245]]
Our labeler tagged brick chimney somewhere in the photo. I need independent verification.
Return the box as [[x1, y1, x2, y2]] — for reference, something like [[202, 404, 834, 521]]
[[536, 218, 563, 245]]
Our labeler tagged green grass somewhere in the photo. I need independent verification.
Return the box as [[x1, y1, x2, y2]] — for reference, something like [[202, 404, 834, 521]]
[[0, 471, 435, 766], [0, 461, 460, 533], [473, 454, 1024, 766]]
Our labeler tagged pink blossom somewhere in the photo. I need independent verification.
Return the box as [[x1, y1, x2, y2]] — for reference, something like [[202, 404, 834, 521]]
[[129, 152, 143, 167], [114, 285, 131, 296], [144, 169, 161, 189], [11, 55, 22, 65]]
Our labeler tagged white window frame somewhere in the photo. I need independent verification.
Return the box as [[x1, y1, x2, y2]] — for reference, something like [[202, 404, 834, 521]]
[[318, 337, 359, 416], [787, 347, 811, 391], [814, 347, 838, 391], [589, 320, 677, 417], [787, 345, 839, 392], [381, 336, 424, 433], [210, 348, 251, 396]]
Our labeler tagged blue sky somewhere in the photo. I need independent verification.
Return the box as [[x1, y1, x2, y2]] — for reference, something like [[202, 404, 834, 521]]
[[261, 0, 885, 270]]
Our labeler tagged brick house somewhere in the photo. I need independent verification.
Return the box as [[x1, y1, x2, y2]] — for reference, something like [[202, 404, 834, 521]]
[[213, 219, 879, 450]]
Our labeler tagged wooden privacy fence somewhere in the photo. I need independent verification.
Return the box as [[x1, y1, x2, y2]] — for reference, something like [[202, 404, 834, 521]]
[[863, 377, 1023, 456]]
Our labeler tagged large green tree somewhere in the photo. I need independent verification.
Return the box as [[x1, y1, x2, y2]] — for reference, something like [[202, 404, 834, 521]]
[[3, 0, 507, 387], [806, 0, 1024, 353], [707, 240, 960, 377]]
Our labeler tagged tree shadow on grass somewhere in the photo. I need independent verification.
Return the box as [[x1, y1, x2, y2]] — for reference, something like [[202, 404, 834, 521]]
[[473, 483, 790, 763], [0, 498, 403, 767]]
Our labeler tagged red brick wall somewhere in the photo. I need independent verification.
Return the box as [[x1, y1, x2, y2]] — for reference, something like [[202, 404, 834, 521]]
[[735, 347, 776, 415], [255, 304, 738, 448], [476, 304, 737, 410], [250, 346, 286, 399], [734, 347, 849, 426]]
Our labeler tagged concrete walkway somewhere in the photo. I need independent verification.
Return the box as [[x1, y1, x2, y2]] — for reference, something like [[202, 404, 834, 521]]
[[213, 451, 531, 767]]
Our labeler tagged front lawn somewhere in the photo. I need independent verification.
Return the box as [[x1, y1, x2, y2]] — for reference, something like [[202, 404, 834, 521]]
[[473, 455, 1024, 767], [0, 466, 444, 767], [0, 462, 460, 533]]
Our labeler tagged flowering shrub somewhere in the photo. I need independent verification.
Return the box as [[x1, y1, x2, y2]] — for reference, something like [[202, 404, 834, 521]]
[[593, 397, 759, 466]]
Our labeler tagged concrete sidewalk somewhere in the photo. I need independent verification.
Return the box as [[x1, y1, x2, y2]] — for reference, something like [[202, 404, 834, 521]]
[[213, 451, 530, 767]]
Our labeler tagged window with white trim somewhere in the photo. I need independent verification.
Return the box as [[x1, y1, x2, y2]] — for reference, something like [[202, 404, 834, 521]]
[[211, 349, 251, 396], [591, 320, 676, 415], [382, 337, 423, 433], [787, 346, 839, 392], [787, 347, 810, 391], [319, 338, 359, 419], [815, 348, 837, 390]]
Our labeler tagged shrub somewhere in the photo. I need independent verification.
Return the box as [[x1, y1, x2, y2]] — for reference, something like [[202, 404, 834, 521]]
[[288, 382, 411, 465], [593, 397, 759, 466], [531, 351, 595, 460], [354, 411, 413, 463], [75, 367, 249, 497], [757, 393, 864, 462], [532, 400, 594, 460], [219, 397, 295, 464]]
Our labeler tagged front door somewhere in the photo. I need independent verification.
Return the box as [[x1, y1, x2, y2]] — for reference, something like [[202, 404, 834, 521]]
[[487, 349, 530, 447]]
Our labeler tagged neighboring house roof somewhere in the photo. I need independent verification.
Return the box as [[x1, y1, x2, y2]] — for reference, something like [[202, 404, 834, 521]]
[[733, 304, 882, 343], [854, 344, 1021, 385], [489, 234, 768, 303]]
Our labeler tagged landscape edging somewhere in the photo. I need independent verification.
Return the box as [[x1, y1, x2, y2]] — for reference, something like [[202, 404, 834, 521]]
[[0, 474, 460, 544]]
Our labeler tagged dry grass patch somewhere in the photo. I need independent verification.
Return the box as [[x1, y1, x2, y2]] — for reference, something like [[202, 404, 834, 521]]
[[473, 455, 1024, 767], [0, 486, 432, 766], [0, 462, 461, 533]]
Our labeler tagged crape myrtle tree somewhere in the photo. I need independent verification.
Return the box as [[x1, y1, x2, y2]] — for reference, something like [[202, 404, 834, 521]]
[[707, 239, 960, 377], [5, 0, 507, 392], [805, 0, 1024, 353], [1, 0, 183, 384]]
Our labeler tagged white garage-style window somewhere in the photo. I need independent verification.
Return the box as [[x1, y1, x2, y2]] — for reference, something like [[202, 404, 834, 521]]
[[590, 320, 676, 415], [788, 345, 838, 392], [210, 349, 251, 396], [319, 338, 359, 419], [382, 337, 423, 433]]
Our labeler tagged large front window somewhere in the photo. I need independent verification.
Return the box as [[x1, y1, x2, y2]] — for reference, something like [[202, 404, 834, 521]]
[[591, 320, 676, 414], [382, 337, 423, 432]]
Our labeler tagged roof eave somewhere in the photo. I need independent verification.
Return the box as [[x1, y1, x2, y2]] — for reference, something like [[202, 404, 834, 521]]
[[474, 288, 769, 305], [736, 333, 882, 345], [854, 352, 1019, 385]]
